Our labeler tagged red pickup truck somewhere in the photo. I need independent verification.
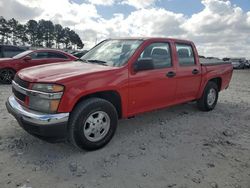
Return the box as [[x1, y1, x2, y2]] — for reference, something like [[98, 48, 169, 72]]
[[6, 38, 233, 150]]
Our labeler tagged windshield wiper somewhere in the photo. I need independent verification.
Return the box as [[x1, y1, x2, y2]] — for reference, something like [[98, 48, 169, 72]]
[[87, 59, 108, 66], [75, 58, 88, 62]]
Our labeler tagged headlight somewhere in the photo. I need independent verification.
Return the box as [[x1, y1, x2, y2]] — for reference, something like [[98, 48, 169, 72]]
[[29, 83, 64, 113], [32, 83, 64, 93]]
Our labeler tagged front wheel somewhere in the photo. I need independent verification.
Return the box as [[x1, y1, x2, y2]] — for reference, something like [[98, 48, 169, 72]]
[[0, 69, 15, 84], [68, 98, 118, 151], [197, 81, 219, 111]]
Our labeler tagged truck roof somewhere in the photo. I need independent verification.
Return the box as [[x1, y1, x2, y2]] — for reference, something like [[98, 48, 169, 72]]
[[107, 37, 193, 43]]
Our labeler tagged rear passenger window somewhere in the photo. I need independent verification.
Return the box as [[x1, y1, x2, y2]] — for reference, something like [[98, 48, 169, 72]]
[[176, 44, 195, 66], [139, 42, 172, 69], [48, 52, 68, 59]]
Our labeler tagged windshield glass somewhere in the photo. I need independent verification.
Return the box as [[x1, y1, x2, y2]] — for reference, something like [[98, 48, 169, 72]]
[[82, 39, 143, 67], [13, 50, 33, 59]]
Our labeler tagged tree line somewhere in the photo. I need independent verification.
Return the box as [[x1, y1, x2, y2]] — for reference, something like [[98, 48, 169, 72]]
[[0, 16, 84, 49]]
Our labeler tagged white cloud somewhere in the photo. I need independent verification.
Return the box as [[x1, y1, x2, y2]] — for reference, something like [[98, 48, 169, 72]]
[[182, 0, 250, 58], [121, 0, 157, 9], [123, 8, 186, 37], [182, 0, 243, 33], [0, 0, 43, 21], [18, 0, 100, 23], [87, 0, 115, 6]]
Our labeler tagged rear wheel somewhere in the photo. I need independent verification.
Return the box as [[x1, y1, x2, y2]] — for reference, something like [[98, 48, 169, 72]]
[[197, 81, 219, 111], [0, 69, 15, 84], [68, 98, 118, 151]]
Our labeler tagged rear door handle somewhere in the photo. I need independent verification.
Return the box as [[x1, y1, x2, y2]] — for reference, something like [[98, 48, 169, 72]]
[[166, 71, 176, 78], [192, 69, 199, 75]]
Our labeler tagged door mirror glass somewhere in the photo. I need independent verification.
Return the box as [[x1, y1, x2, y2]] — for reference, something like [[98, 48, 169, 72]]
[[134, 58, 154, 72], [23, 56, 32, 61]]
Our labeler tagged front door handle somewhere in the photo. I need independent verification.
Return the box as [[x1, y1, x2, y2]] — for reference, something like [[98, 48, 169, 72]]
[[166, 71, 176, 78], [192, 69, 199, 75]]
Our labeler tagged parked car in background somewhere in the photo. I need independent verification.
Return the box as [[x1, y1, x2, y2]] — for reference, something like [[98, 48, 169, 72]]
[[6, 37, 233, 150], [0, 49, 77, 84], [222, 57, 230, 61], [206, 57, 221, 60], [71, 50, 88, 58], [230, 58, 246, 69], [62, 49, 75, 54], [0, 45, 29, 58], [245, 60, 250, 68]]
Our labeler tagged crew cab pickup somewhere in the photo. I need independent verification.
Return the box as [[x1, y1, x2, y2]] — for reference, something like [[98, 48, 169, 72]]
[[6, 38, 233, 150]]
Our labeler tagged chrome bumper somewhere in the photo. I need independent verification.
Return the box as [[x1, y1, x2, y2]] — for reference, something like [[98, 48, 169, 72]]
[[6, 95, 69, 126]]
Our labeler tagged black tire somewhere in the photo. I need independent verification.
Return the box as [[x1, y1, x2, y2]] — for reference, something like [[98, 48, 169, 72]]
[[0, 69, 15, 84], [68, 98, 118, 151], [197, 81, 219, 111]]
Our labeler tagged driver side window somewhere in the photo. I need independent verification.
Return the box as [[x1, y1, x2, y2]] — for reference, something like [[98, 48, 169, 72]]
[[30, 52, 48, 59], [139, 42, 172, 69]]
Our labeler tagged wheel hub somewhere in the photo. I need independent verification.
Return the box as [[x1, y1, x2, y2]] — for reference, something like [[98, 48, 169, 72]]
[[83, 111, 110, 142], [0, 70, 14, 83], [207, 88, 216, 106]]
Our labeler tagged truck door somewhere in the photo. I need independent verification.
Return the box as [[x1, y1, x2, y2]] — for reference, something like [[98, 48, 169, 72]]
[[175, 43, 202, 102], [128, 42, 177, 116]]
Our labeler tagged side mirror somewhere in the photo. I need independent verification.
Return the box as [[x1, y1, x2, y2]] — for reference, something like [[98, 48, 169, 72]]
[[134, 58, 154, 72], [23, 56, 32, 61]]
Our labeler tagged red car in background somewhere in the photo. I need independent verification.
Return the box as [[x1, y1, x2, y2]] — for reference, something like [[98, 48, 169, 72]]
[[0, 49, 77, 84]]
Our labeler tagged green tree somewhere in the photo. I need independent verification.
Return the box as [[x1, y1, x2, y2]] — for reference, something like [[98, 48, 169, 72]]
[[75, 34, 84, 49], [54, 24, 64, 48], [0, 16, 11, 44], [44, 20, 54, 48], [0, 16, 84, 49], [62, 27, 71, 49], [68, 30, 84, 49], [8, 18, 19, 45], [38, 20, 55, 47], [16, 24, 28, 45], [36, 20, 46, 47], [26, 20, 38, 46]]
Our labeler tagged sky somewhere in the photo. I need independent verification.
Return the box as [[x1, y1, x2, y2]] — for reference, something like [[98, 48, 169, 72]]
[[0, 0, 250, 58]]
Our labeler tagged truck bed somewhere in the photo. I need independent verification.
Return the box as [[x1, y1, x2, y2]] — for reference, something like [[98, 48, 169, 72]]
[[200, 58, 231, 66]]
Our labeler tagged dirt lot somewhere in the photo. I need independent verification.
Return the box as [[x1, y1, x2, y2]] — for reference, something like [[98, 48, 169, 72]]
[[0, 70, 249, 188]]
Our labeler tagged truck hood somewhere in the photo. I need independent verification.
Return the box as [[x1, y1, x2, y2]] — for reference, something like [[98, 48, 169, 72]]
[[18, 61, 118, 82]]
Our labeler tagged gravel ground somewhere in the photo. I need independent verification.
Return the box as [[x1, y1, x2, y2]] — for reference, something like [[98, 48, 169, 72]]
[[0, 70, 249, 188]]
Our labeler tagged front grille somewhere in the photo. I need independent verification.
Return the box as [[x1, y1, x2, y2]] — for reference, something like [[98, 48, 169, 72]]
[[14, 75, 29, 88], [13, 87, 26, 101], [13, 75, 30, 102]]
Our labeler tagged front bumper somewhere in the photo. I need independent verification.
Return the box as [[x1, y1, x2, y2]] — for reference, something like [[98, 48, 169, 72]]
[[6, 95, 69, 140]]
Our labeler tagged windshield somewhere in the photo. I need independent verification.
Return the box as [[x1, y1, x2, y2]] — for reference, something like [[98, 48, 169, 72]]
[[82, 39, 143, 67], [13, 50, 33, 59]]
